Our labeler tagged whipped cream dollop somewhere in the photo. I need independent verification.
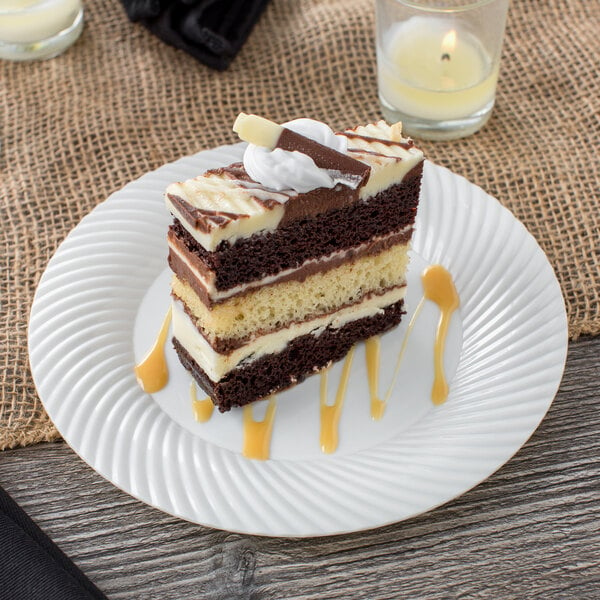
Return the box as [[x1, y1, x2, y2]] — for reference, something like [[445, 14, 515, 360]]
[[243, 118, 351, 194]]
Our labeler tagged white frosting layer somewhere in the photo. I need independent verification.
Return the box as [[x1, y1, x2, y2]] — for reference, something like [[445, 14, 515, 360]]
[[165, 172, 288, 252], [343, 122, 424, 200], [172, 285, 407, 382], [243, 119, 350, 194]]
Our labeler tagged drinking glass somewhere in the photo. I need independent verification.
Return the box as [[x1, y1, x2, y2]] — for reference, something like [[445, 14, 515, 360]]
[[0, 0, 83, 61]]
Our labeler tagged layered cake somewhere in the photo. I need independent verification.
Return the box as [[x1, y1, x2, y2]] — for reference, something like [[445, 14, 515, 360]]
[[165, 114, 424, 411]]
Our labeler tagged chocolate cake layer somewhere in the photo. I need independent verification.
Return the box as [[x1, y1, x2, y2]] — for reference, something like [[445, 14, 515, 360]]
[[173, 299, 405, 411], [170, 161, 422, 291]]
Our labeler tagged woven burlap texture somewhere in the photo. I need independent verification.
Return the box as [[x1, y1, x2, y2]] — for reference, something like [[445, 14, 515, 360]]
[[1, 0, 598, 450]]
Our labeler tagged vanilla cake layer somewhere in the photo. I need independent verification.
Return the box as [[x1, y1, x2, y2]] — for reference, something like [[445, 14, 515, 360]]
[[172, 285, 407, 382], [171, 242, 411, 350]]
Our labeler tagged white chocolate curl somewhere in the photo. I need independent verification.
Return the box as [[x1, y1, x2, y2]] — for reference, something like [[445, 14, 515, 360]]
[[242, 119, 351, 194]]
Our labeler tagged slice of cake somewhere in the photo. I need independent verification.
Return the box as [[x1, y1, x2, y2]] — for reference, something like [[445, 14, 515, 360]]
[[165, 115, 424, 411]]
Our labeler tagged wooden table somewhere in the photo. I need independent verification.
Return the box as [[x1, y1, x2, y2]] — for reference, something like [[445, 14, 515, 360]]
[[1, 337, 598, 599]]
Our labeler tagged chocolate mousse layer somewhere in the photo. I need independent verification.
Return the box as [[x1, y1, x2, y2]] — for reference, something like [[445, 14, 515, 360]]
[[172, 299, 405, 411], [169, 161, 422, 292]]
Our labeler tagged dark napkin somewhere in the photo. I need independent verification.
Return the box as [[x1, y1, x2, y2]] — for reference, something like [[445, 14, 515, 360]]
[[0, 484, 107, 600], [120, 0, 271, 70]]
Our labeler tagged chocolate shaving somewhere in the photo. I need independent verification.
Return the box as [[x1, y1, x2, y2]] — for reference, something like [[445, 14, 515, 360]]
[[277, 128, 371, 185]]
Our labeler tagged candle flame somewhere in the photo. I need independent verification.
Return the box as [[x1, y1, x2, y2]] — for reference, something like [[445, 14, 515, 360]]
[[441, 29, 457, 57]]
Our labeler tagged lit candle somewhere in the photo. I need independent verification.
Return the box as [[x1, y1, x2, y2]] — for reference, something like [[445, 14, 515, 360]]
[[0, 0, 82, 44], [378, 17, 499, 122]]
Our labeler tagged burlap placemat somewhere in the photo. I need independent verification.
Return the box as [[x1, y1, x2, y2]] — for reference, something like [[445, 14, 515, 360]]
[[1, 0, 598, 450]]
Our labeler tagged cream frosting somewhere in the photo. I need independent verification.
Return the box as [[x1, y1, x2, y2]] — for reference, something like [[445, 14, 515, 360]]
[[243, 119, 351, 194]]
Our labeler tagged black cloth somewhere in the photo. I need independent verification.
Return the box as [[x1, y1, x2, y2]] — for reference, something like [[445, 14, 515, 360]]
[[120, 0, 271, 70], [0, 484, 107, 600]]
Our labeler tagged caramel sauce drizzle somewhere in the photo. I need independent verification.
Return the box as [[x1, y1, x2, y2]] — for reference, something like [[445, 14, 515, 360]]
[[137, 266, 459, 458], [242, 397, 277, 460], [190, 381, 214, 423], [365, 264, 458, 414], [365, 298, 425, 420], [365, 337, 385, 420], [320, 346, 356, 453], [421, 264, 459, 405], [384, 296, 425, 402], [134, 306, 172, 393]]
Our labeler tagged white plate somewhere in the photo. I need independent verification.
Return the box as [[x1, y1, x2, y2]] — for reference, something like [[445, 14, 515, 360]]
[[29, 144, 568, 537]]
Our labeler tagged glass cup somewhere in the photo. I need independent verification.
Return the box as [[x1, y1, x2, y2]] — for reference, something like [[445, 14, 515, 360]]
[[376, 0, 509, 140], [0, 0, 84, 61]]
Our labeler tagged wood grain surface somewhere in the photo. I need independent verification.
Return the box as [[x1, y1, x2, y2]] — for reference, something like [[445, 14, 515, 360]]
[[1, 337, 598, 600]]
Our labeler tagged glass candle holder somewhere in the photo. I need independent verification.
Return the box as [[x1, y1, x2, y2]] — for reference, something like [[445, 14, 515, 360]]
[[0, 0, 84, 61], [376, 0, 509, 140]]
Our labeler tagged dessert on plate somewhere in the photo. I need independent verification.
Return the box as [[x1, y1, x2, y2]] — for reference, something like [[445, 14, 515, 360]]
[[165, 114, 424, 411]]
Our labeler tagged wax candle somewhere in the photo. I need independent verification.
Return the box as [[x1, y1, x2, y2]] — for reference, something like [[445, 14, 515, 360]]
[[0, 0, 82, 44], [378, 17, 499, 122]]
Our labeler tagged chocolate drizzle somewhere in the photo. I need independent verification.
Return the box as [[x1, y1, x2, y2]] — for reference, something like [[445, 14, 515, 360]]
[[201, 162, 362, 223], [205, 163, 293, 209], [348, 148, 403, 161], [340, 131, 415, 151], [167, 193, 248, 233]]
